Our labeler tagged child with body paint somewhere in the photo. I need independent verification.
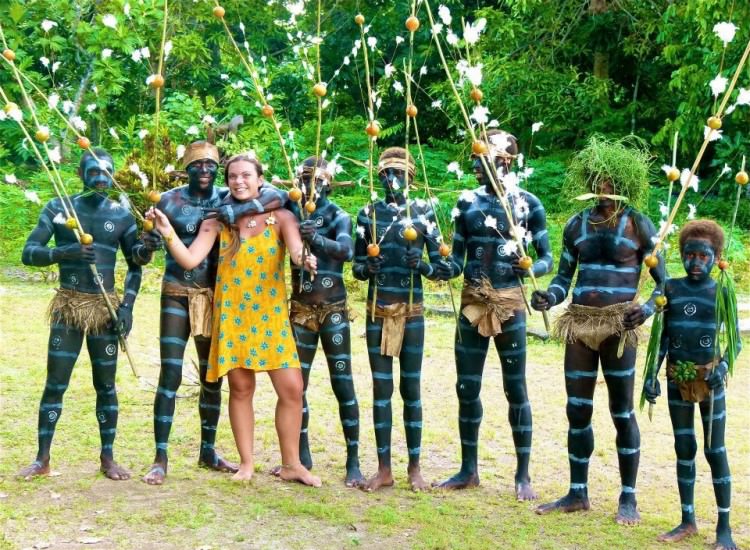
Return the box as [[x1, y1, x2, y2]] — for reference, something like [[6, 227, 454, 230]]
[[147, 152, 321, 487], [643, 220, 739, 550]]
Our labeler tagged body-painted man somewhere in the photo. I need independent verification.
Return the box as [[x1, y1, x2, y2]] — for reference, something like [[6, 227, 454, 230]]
[[531, 137, 665, 524], [281, 157, 364, 486], [435, 131, 552, 500], [644, 220, 739, 550], [134, 141, 285, 484], [18, 149, 141, 480], [352, 147, 451, 491]]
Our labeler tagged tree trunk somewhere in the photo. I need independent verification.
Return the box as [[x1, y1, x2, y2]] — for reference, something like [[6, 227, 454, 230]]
[[589, 0, 610, 80]]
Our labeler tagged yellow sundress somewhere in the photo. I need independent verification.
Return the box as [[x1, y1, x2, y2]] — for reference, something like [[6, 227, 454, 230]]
[[207, 225, 300, 382]]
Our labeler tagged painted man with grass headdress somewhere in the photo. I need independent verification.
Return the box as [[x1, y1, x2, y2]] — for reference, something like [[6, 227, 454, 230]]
[[133, 140, 286, 485], [434, 130, 552, 500], [18, 148, 141, 481], [531, 136, 665, 525]]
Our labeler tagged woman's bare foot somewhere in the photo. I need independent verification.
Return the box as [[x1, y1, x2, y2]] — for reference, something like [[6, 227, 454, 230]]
[[100, 457, 130, 480], [361, 467, 394, 492], [657, 523, 698, 543], [408, 466, 430, 492], [143, 463, 167, 485], [232, 464, 254, 482], [18, 460, 50, 480], [278, 463, 321, 487]]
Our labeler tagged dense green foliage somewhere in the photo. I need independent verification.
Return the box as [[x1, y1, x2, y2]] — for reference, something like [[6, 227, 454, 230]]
[[1, 0, 748, 271]]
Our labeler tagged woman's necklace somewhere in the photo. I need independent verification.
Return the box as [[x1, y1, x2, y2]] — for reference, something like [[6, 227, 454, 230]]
[[246, 213, 277, 228]]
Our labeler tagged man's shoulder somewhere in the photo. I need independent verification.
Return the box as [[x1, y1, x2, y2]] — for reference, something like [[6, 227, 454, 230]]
[[106, 195, 134, 213], [158, 186, 187, 205], [457, 187, 484, 206], [328, 202, 350, 219], [43, 196, 65, 212], [410, 197, 434, 215], [564, 211, 584, 228], [520, 189, 543, 206], [627, 207, 656, 229]]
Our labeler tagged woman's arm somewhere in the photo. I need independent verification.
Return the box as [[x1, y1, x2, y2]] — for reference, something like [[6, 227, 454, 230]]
[[147, 207, 219, 270]]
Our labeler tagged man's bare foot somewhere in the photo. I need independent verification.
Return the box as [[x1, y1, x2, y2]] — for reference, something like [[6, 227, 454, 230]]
[[714, 526, 737, 550], [361, 468, 394, 492], [100, 457, 130, 481], [515, 479, 538, 501], [198, 452, 239, 474], [615, 494, 640, 526], [232, 465, 254, 482], [344, 461, 365, 488], [18, 460, 50, 480], [433, 471, 480, 490], [408, 466, 429, 492], [535, 492, 590, 515], [278, 463, 321, 487], [143, 463, 167, 485], [657, 523, 698, 542]]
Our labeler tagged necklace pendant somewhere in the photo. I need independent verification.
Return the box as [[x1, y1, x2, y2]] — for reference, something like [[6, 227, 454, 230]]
[[247, 219, 257, 228], [265, 214, 277, 226]]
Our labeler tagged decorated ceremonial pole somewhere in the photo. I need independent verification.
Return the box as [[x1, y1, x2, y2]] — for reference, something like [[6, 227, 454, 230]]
[[310, 0, 324, 217], [727, 155, 747, 253], [399, 3, 462, 334], [422, 0, 550, 333], [297, 0, 327, 288], [2, 53, 146, 222], [619, 36, 750, 357], [143, 0, 171, 227], [402, 2, 420, 309], [666, 132, 680, 213], [0, 80, 140, 379], [407, 79, 463, 339], [705, 156, 746, 445], [212, 3, 298, 190], [212, 3, 316, 288], [354, 13, 382, 321]]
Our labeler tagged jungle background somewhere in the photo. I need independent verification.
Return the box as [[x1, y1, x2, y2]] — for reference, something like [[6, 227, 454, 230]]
[[0, 0, 749, 549]]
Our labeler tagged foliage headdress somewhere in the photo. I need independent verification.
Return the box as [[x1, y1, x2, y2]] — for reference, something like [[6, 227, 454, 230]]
[[563, 135, 651, 210]]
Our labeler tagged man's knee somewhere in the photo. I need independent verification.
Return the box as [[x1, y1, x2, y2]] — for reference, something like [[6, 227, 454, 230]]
[[399, 376, 421, 402], [372, 374, 394, 400], [503, 379, 528, 405], [675, 435, 698, 460], [566, 402, 593, 428], [456, 378, 481, 404]]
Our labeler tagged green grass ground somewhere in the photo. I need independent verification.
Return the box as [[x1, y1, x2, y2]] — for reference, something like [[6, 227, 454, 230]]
[[0, 278, 748, 550]]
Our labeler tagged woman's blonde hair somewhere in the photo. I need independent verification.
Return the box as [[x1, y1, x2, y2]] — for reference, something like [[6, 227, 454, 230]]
[[223, 153, 264, 261]]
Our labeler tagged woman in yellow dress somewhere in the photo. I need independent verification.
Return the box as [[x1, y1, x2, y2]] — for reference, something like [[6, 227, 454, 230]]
[[147, 153, 321, 487]]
